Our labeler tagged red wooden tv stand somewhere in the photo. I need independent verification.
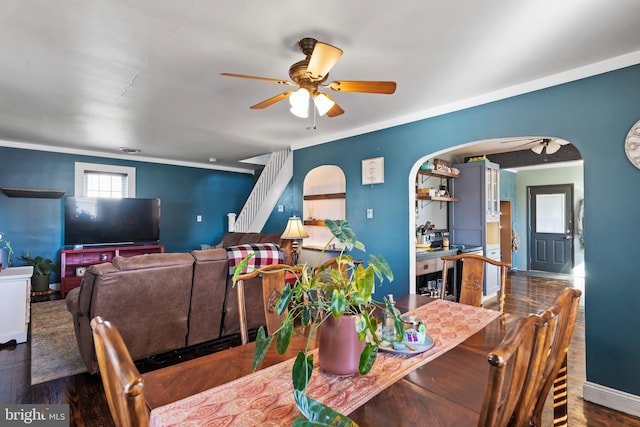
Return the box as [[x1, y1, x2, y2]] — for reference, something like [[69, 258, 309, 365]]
[[60, 244, 164, 297]]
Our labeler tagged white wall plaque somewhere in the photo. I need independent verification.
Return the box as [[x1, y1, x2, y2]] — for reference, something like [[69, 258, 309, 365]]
[[362, 157, 384, 185]]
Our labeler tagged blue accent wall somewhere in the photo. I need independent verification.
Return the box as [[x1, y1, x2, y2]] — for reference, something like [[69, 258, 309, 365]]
[[290, 64, 640, 397], [0, 147, 255, 280]]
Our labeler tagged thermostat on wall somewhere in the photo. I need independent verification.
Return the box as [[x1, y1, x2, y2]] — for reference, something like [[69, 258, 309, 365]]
[[76, 267, 87, 276]]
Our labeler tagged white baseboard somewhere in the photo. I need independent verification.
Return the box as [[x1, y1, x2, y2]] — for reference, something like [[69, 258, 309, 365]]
[[583, 381, 640, 418]]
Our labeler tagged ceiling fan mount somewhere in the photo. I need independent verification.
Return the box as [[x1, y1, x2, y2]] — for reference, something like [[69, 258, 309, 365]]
[[221, 37, 396, 119], [297, 37, 318, 57]]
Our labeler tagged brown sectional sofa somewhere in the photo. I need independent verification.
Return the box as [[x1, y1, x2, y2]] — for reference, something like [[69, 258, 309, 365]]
[[66, 232, 291, 374]]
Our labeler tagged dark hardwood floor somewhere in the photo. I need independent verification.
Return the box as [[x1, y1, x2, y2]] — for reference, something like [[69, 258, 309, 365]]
[[2, 272, 640, 426]]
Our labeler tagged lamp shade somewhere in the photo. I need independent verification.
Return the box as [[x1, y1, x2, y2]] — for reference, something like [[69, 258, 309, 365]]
[[306, 42, 343, 81], [314, 93, 335, 116], [289, 88, 310, 118], [545, 139, 561, 154], [281, 216, 309, 239], [531, 143, 545, 155]]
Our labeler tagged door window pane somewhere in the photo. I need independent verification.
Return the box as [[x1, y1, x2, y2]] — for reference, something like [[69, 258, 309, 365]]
[[536, 194, 565, 233]]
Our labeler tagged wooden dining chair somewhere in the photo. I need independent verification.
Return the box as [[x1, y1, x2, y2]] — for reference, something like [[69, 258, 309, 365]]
[[477, 313, 548, 427], [90, 316, 149, 427], [234, 264, 298, 345], [441, 253, 510, 312], [512, 287, 582, 427]]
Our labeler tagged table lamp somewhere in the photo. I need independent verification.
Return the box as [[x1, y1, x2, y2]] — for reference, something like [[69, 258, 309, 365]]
[[281, 216, 309, 265]]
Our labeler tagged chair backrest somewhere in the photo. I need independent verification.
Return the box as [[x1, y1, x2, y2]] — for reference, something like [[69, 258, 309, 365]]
[[514, 287, 582, 427], [234, 264, 297, 345], [477, 313, 548, 427], [441, 253, 510, 311], [90, 316, 149, 427]]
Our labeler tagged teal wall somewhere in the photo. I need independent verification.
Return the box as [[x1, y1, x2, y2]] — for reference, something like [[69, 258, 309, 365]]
[[0, 147, 256, 281], [291, 64, 640, 396]]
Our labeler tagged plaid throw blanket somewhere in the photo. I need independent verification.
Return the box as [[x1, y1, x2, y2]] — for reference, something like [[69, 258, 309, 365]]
[[226, 243, 283, 275]]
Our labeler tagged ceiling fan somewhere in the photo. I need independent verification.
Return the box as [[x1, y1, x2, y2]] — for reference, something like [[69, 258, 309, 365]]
[[500, 137, 568, 155], [221, 37, 397, 119]]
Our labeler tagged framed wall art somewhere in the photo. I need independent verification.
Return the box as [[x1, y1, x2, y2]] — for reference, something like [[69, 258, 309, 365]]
[[362, 157, 384, 185]]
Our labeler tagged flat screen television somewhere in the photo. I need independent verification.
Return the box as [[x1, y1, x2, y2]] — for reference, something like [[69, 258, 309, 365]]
[[64, 197, 160, 247]]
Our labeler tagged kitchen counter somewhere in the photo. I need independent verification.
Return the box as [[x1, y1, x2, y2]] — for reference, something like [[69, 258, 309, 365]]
[[416, 247, 459, 261]]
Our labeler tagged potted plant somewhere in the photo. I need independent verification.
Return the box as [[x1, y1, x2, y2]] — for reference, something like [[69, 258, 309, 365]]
[[20, 252, 56, 292], [232, 220, 402, 425]]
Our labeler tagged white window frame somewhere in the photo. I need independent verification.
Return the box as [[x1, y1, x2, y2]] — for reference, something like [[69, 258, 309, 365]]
[[74, 162, 136, 198]]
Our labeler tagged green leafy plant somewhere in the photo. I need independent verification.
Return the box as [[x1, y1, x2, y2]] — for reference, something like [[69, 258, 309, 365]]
[[232, 219, 402, 426], [20, 252, 56, 276]]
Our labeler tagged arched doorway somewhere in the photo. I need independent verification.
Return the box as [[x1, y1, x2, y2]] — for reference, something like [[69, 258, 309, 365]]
[[408, 137, 584, 295], [300, 165, 346, 263]]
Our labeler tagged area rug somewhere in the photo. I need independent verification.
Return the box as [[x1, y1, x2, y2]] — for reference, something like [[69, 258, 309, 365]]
[[31, 299, 86, 385]]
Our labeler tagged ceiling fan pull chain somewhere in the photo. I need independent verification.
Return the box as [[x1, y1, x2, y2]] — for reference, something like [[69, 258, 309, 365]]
[[307, 102, 318, 130]]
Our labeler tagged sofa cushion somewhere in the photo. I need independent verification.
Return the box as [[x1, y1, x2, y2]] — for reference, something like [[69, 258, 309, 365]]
[[112, 252, 193, 271], [226, 243, 284, 275]]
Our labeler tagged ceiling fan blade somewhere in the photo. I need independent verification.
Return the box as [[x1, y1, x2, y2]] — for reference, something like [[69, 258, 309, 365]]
[[513, 138, 542, 148], [220, 73, 296, 86], [323, 95, 344, 117], [250, 92, 293, 109], [328, 80, 397, 94], [307, 42, 343, 81], [500, 137, 539, 144]]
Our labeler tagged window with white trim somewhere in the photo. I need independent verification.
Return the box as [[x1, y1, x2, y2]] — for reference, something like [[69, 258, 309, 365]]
[[74, 162, 136, 198]]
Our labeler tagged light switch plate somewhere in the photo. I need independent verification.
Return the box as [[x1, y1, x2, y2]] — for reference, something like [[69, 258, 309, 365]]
[[366, 208, 374, 219]]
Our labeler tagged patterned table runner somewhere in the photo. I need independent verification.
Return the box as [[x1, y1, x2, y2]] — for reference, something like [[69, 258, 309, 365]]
[[150, 299, 501, 427]]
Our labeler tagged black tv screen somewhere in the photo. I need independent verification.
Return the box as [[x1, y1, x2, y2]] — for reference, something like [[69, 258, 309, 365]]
[[64, 197, 160, 246]]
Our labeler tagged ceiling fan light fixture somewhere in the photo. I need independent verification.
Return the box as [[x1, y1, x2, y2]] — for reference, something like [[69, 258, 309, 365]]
[[313, 93, 335, 116], [531, 143, 545, 155], [289, 88, 309, 118], [306, 42, 343, 81], [545, 140, 561, 154]]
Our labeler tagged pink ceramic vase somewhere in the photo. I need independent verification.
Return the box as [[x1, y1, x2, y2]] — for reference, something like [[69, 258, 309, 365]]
[[318, 315, 366, 376]]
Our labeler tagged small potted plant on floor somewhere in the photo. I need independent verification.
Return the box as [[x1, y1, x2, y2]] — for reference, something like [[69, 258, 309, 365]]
[[232, 219, 402, 425], [20, 252, 56, 292]]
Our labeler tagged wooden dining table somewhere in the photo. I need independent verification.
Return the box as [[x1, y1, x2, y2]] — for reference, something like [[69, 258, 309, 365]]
[[143, 295, 513, 426]]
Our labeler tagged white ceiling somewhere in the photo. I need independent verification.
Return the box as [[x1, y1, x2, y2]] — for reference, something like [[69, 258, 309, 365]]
[[1, 1, 640, 173]]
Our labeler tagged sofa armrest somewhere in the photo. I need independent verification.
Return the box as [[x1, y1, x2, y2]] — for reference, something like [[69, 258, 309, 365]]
[[65, 286, 82, 316]]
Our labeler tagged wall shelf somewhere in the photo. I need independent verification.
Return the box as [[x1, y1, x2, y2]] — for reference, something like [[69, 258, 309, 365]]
[[303, 219, 344, 226], [303, 192, 346, 201], [416, 195, 459, 203], [1, 187, 65, 199], [417, 170, 459, 180]]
